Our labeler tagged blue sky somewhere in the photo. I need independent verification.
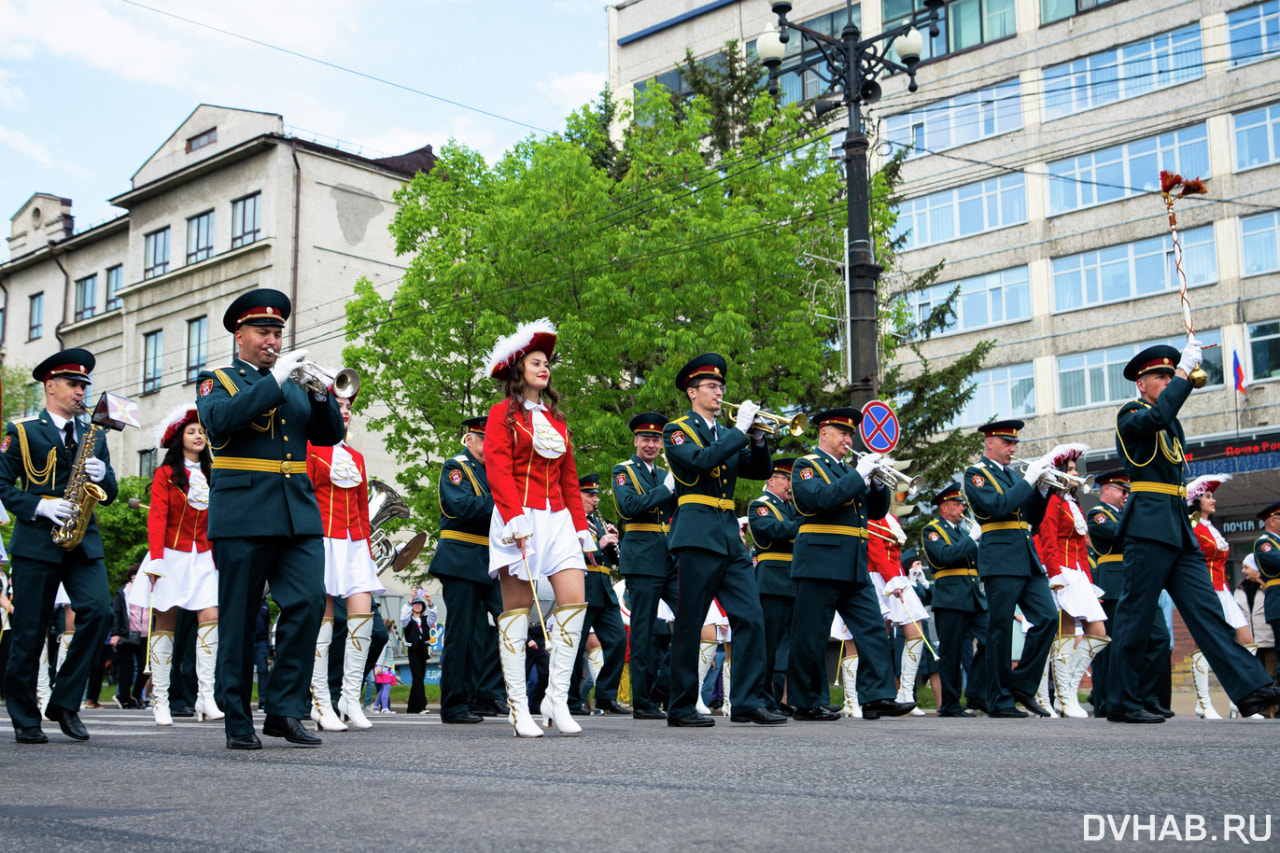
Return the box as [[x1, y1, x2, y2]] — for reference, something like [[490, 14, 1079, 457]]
[[0, 0, 610, 255]]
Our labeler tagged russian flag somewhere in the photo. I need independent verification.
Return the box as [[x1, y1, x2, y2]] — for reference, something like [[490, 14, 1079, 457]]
[[1233, 350, 1247, 394]]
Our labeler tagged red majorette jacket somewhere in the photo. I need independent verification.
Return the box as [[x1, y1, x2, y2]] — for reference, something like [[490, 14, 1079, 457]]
[[1194, 521, 1229, 591], [307, 442, 373, 554], [148, 466, 210, 559], [868, 516, 905, 582], [484, 400, 588, 531], [1035, 492, 1091, 580]]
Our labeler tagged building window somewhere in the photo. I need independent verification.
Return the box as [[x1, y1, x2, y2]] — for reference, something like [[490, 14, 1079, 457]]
[[894, 173, 1026, 251], [144, 227, 170, 279], [1048, 124, 1208, 216], [1242, 211, 1280, 276], [883, 0, 1013, 62], [950, 362, 1036, 427], [1042, 0, 1120, 25], [106, 265, 123, 310], [143, 330, 163, 394], [28, 292, 43, 340], [1251, 321, 1280, 380], [186, 128, 217, 153], [186, 316, 208, 383], [886, 79, 1021, 159], [1052, 225, 1216, 312], [231, 193, 261, 248], [1059, 329, 1223, 410], [1233, 103, 1280, 171], [908, 266, 1031, 336], [1230, 1, 1280, 66], [1043, 25, 1202, 122], [138, 449, 158, 479], [74, 274, 98, 322], [186, 210, 214, 264]]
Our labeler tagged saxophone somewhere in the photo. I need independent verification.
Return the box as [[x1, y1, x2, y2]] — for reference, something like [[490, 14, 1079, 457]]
[[51, 406, 108, 550]]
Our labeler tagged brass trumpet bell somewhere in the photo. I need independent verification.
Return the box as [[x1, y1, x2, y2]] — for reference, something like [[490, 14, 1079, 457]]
[[722, 402, 808, 437]]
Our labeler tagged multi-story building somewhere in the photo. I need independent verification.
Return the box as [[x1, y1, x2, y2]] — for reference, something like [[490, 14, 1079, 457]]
[[608, 0, 1280, 562], [2, 104, 433, 489]]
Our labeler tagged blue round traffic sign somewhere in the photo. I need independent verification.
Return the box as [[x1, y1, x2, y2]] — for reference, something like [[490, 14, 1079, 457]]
[[860, 400, 900, 454]]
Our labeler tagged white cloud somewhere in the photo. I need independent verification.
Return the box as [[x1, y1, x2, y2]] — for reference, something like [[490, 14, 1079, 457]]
[[537, 70, 606, 114], [0, 69, 24, 109], [0, 121, 86, 175]]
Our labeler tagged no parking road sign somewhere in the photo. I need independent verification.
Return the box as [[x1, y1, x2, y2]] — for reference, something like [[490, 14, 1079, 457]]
[[860, 400, 900, 454]]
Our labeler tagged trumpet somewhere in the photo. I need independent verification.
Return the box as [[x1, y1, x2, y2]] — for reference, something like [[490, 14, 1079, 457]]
[[854, 452, 924, 502], [1014, 457, 1095, 495], [721, 402, 808, 437], [267, 348, 360, 397]]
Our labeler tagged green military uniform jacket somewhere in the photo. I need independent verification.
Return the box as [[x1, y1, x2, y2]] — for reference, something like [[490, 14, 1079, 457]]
[[1114, 377, 1192, 543], [1087, 502, 1125, 601], [583, 514, 620, 608], [663, 412, 771, 555], [920, 515, 986, 613], [962, 456, 1048, 579], [749, 489, 799, 597], [1252, 531, 1280, 622], [196, 357, 344, 539], [790, 448, 890, 583], [611, 455, 675, 577], [428, 448, 492, 584], [0, 410, 119, 561]]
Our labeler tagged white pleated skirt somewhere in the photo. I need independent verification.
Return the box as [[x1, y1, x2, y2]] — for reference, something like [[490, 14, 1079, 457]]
[[323, 535, 385, 598], [1051, 567, 1107, 624], [55, 583, 69, 606], [871, 574, 929, 626], [704, 600, 730, 643], [488, 507, 586, 580], [831, 613, 852, 641], [128, 547, 218, 611], [1217, 589, 1249, 630]]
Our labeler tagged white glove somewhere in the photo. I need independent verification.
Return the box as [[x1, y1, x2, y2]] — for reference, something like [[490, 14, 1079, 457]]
[[855, 452, 880, 480], [1177, 338, 1203, 374], [83, 457, 106, 483], [968, 523, 982, 543], [270, 348, 310, 387], [749, 429, 766, 442], [577, 529, 597, 552], [1022, 457, 1050, 486], [733, 400, 760, 434], [662, 470, 675, 492], [35, 499, 75, 524], [499, 513, 533, 545]]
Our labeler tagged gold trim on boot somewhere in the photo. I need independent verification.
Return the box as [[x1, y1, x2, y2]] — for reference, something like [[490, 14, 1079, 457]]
[[498, 608, 542, 738], [149, 631, 175, 727], [311, 617, 347, 732], [194, 620, 224, 722], [542, 603, 586, 735], [339, 613, 374, 730]]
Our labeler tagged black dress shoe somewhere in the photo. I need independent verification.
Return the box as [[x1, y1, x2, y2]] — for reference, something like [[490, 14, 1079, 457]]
[[569, 706, 591, 717], [862, 699, 915, 718], [1011, 688, 1050, 718], [792, 706, 841, 721], [730, 707, 788, 725], [965, 698, 989, 713], [1144, 702, 1175, 719], [262, 715, 323, 745], [822, 704, 843, 714], [442, 711, 484, 724], [938, 709, 976, 718], [171, 705, 196, 718], [667, 712, 715, 727], [45, 705, 89, 741], [596, 699, 632, 715], [778, 702, 795, 718], [988, 707, 1030, 718], [1107, 709, 1165, 723], [633, 707, 666, 720], [470, 698, 503, 717], [1236, 685, 1280, 718], [227, 732, 263, 750], [15, 726, 48, 744]]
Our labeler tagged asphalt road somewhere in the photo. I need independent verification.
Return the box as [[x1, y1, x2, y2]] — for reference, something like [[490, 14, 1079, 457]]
[[1, 708, 1275, 852]]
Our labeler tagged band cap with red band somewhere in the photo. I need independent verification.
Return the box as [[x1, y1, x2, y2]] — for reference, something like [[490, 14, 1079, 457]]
[[33, 348, 95, 383], [578, 473, 601, 494], [484, 318, 557, 381], [674, 353, 728, 392], [1257, 499, 1280, 521], [629, 412, 669, 436], [771, 457, 798, 475], [1123, 344, 1181, 382], [979, 418, 1024, 441], [931, 482, 963, 507], [462, 415, 486, 436], [812, 407, 862, 432], [1094, 471, 1131, 491], [222, 288, 291, 333]]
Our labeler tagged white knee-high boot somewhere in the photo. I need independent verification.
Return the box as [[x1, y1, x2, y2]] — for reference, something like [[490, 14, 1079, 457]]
[[586, 645, 604, 686], [338, 613, 374, 730], [310, 617, 347, 732], [1063, 635, 1107, 718], [194, 620, 224, 722], [696, 641, 716, 715], [149, 631, 174, 727], [498, 608, 542, 738], [36, 643, 51, 714], [721, 657, 732, 717], [1050, 636, 1074, 718], [840, 655, 861, 718], [541, 603, 586, 735], [897, 637, 925, 715], [1190, 650, 1221, 719], [55, 631, 73, 679]]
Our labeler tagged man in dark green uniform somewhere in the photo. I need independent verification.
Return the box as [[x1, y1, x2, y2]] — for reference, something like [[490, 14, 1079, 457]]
[[749, 457, 799, 713], [663, 355, 784, 727], [612, 412, 678, 720], [963, 419, 1055, 718], [920, 482, 990, 717], [196, 289, 345, 749], [1109, 344, 1280, 722], [1, 350, 118, 743], [430, 416, 506, 724], [787, 407, 911, 721], [568, 474, 629, 715], [1253, 500, 1280, 679]]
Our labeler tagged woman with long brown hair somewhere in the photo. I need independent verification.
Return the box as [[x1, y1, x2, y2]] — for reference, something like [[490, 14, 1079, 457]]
[[483, 319, 592, 738]]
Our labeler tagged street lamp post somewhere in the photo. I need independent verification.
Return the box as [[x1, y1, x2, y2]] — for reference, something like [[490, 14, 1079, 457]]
[[756, 0, 943, 409]]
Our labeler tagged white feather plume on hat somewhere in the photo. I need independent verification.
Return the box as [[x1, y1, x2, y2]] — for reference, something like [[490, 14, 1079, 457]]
[[483, 318, 557, 379], [151, 403, 200, 450], [1046, 442, 1090, 467], [1186, 473, 1231, 506]]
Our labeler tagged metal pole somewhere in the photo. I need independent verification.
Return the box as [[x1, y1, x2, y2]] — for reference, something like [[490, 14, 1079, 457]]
[[844, 41, 883, 410]]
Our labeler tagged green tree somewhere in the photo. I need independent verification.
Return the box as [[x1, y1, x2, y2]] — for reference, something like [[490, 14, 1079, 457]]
[[1, 362, 42, 425]]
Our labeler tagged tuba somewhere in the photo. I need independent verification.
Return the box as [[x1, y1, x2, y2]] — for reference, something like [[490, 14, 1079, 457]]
[[51, 404, 108, 550], [367, 479, 428, 574]]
